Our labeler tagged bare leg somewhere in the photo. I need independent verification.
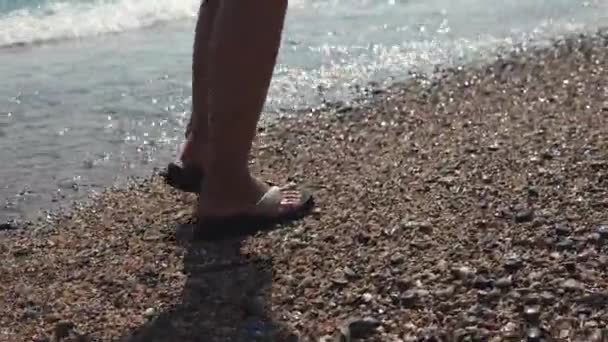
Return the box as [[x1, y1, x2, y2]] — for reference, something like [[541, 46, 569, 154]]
[[197, 0, 298, 218], [179, 0, 219, 166]]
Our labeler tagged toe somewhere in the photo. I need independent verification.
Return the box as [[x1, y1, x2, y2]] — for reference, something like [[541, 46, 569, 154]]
[[277, 190, 310, 215]]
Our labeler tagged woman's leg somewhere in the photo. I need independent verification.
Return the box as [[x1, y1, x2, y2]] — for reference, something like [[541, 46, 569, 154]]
[[197, 0, 307, 218], [180, 0, 219, 166]]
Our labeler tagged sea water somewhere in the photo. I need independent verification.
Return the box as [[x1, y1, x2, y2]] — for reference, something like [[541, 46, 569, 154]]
[[0, 0, 606, 221]]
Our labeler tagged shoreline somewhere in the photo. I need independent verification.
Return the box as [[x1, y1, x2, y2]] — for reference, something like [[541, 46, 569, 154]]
[[2, 29, 608, 341], [2, 26, 606, 228]]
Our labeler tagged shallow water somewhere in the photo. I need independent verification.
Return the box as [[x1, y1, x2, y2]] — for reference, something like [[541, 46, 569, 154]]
[[0, 0, 606, 222]]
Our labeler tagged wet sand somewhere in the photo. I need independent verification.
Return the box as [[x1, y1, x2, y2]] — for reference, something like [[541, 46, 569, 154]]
[[1, 30, 608, 341]]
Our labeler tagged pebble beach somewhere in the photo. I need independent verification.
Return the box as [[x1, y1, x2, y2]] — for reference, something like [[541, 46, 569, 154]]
[[1, 29, 608, 341]]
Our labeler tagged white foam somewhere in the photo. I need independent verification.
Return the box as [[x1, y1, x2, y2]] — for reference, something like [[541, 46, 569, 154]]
[[0, 0, 201, 47]]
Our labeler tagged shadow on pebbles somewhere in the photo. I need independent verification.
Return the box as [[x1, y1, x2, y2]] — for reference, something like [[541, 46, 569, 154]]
[[2, 31, 608, 342]]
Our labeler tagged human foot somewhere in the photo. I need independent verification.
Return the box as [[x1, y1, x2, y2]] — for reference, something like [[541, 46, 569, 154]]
[[161, 162, 203, 193], [161, 134, 205, 193], [195, 179, 314, 240]]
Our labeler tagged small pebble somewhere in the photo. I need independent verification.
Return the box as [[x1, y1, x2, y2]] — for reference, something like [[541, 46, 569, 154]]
[[585, 320, 599, 328], [399, 290, 419, 308], [435, 285, 455, 298], [523, 293, 541, 305], [587, 233, 601, 242], [563, 261, 576, 273], [479, 289, 501, 302], [144, 307, 156, 318], [54, 321, 75, 339], [361, 293, 373, 303], [504, 255, 523, 271], [558, 329, 571, 339], [343, 267, 356, 279], [495, 276, 513, 289], [400, 220, 432, 231], [575, 306, 592, 316], [599, 255, 608, 266], [473, 276, 494, 289], [0, 220, 20, 231], [345, 317, 381, 339], [33, 337, 50, 342], [539, 291, 555, 304], [452, 266, 475, 279], [556, 238, 574, 250], [527, 186, 539, 197], [501, 322, 519, 337], [515, 208, 534, 223], [597, 225, 608, 239], [523, 305, 541, 323], [396, 277, 413, 290], [390, 253, 405, 264], [554, 223, 571, 236], [527, 327, 543, 342], [550, 251, 561, 259], [331, 276, 349, 286], [562, 278, 582, 291]]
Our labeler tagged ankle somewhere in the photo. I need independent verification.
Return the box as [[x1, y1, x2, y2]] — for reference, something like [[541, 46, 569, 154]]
[[203, 166, 251, 191], [202, 169, 266, 199], [198, 173, 267, 216], [180, 135, 207, 166]]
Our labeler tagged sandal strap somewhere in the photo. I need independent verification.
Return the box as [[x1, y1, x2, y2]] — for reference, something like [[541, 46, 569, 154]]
[[254, 186, 283, 216]]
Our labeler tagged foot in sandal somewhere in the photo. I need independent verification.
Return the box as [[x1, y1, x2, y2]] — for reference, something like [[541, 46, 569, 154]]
[[195, 175, 313, 240]]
